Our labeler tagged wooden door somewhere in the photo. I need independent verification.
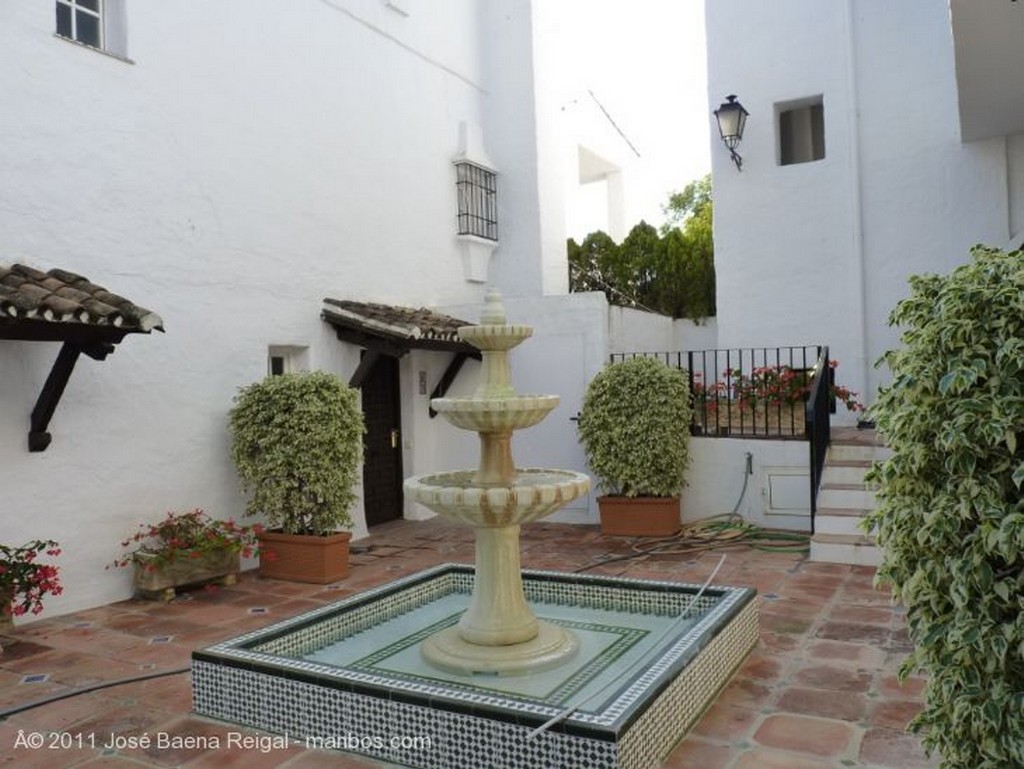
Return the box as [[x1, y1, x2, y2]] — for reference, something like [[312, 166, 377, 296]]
[[361, 354, 403, 526]]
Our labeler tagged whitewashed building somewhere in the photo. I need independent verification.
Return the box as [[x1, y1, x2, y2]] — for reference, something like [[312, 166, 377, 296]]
[[706, 0, 1024, 407], [1, 1, 667, 617]]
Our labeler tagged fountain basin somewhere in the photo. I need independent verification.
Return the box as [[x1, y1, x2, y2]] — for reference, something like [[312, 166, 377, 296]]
[[404, 468, 590, 527], [192, 564, 758, 769], [430, 395, 560, 432]]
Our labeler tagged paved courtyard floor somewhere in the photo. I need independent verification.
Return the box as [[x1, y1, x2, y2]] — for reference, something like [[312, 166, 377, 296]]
[[0, 518, 937, 768]]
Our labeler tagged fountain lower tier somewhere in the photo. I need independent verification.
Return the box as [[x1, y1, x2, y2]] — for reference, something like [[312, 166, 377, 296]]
[[404, 468, 590, 528]]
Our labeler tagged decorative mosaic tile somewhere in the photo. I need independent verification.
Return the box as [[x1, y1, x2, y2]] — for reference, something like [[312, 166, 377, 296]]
[[192, 564, 758, 769]]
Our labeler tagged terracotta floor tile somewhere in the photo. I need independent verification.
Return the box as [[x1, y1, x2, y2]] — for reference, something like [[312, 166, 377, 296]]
[[691, 703, 761, 740], [824, 604, 896, 625], [0, 519, 937, 769], [805, 639, 885, 668], [868, 698, 925, 731], [775, 686, 868, 722], [733, 748, 838, 768], [662, 736, 734, 768], [791, 664, 873, 693], [753, 713, 856, 757], [859, 727, 940, 768], [877, 673, 927, 699]]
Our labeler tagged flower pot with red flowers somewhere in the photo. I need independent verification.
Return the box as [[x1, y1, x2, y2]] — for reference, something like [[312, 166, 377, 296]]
[[111, 509, 261, 601], [0, 539, 63, 643]]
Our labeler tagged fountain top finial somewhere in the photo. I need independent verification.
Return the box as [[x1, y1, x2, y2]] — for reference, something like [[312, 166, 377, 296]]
[[480, 288, 507, 326]]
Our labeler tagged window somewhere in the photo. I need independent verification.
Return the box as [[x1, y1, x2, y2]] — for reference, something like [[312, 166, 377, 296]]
[[267, 345, 308, 376], [55, 0, 129, 58], [56, 0, 102, 48], [778, 98, 825, 166], [455, 161, 498, 241]]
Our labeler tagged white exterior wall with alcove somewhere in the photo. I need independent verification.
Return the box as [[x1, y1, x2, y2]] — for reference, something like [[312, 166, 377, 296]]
[[0, 0, 573, 618], [707, 0, 1017, 410]]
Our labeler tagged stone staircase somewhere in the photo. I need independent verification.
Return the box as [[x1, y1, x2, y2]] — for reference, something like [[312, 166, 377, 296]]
[[809, 427, 889, 566]]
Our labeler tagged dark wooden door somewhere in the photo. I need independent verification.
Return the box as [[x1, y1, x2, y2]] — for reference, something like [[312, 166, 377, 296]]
[[361, 354, 403, 526]]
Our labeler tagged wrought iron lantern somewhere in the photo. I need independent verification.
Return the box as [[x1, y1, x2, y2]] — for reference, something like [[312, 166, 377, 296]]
[[713, 95, 748, 171]]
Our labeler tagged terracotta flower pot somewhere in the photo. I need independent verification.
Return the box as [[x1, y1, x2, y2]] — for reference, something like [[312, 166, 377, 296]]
[[597, 495, 681, 537], [257, 530, 351, 584]]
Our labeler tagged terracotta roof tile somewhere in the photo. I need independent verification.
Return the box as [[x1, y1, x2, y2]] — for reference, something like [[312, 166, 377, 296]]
[[0, 263, 163, 331], [322, 298, 471, 343]]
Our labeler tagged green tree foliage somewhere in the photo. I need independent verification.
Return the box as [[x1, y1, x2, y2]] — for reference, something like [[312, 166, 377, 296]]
[[567, 174, 715, 320], [865, 247, 1024, 768]]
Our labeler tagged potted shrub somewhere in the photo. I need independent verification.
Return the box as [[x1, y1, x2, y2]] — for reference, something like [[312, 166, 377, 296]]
[[110, 509, 261, 601], [0, 539, 63, 638], [229, 371, 364, 583], [577, 356, 693, 536]]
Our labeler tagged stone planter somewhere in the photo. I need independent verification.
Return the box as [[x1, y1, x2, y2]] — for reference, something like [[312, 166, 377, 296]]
[[597, 495, 681, 538], [0, 587, 14, 644], [257, 531, 351, 584], [133, 548, 240, 601]]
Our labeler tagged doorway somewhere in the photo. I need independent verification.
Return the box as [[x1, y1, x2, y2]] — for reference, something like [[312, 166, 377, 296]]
[[361, 354, 403, 526]]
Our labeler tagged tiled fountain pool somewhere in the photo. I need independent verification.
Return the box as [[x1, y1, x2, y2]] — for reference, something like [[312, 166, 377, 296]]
[[192, 563, 757, 769]]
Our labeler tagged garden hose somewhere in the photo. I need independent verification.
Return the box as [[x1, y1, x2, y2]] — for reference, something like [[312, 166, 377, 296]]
[[574, 512, 810, 573]]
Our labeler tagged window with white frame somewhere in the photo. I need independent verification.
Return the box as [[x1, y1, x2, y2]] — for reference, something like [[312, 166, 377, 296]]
[[55, 0, 129, 58], [778, 97, 825, 166]]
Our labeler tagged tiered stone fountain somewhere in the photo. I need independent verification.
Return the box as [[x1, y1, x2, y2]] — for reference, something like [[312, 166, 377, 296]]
[[194, 290, 760, 769], [404, 288, 590, 676]]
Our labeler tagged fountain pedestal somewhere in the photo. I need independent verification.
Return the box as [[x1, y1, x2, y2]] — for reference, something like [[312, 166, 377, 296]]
[[404, 289, 589, 676], [421, 525, 579, 675]]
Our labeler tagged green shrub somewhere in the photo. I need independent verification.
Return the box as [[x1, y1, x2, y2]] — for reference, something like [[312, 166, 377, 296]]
[[577, 356, 693, 497], [866, 247, 1024, 768], [229, 371, 365, 535]]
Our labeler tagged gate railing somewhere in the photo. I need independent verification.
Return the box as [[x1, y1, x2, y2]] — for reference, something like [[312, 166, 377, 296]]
[[609, 345, 833, 528]]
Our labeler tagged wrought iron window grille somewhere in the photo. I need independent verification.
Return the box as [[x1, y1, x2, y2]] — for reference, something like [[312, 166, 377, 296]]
[[455, 161, 498, 241]]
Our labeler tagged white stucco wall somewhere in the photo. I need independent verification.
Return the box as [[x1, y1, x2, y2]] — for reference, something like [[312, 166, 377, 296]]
[[0, 1, 568, 619], [683, 438, 811, 532], [707, 0, 1012, 408]]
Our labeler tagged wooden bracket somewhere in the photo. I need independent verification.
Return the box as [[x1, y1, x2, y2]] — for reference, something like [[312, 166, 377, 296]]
[[28, 341, 116, 452], [428, 352, 471, 418]]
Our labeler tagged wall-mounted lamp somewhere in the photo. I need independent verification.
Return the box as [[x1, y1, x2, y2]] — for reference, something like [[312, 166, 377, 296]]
[[714, 95, 748, 171]]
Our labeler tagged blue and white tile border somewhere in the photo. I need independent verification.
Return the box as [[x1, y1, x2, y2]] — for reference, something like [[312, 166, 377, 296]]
[[192, 564, 758, 769]]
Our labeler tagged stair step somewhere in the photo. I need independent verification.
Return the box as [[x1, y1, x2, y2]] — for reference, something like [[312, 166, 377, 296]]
[[827, 443, 892, 463], [815, 507, 872, 536], [821, 464, 873, 485], [810, 532, 882, 567], [817, 484, 876, 510]]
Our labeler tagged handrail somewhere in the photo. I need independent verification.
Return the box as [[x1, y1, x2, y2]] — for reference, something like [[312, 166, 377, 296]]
[[804, 345, 831, 533]]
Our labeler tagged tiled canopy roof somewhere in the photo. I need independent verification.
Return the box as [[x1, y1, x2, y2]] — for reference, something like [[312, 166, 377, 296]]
[[0, 264, 163, 333], [322, 298, 473, 349]]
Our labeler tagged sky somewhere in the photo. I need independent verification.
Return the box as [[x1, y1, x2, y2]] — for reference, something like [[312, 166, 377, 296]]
[[559, 1, 712, 240]]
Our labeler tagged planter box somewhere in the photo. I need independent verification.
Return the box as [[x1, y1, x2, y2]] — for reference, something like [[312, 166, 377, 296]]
[[133, 548, 240, 601], [257, 531, 351, 584], [598, 496, 681, 537], [0, 587, 13, 636]]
